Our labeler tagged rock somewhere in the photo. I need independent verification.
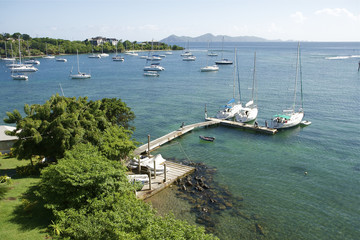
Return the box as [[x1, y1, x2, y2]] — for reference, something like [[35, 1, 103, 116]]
[[255, 223, 265, 236], [185, 180, 193, 186], [181, 185, 187, 191]]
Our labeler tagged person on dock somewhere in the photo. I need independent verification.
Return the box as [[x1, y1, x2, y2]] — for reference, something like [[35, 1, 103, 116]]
[[358, 61, 360, 72], [181, 122, 185, 128]]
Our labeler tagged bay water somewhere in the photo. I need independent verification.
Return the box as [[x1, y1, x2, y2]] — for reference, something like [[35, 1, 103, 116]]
[[1, 42, 359, 239]]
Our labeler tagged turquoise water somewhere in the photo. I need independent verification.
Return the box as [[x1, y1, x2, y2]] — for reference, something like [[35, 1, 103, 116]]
[[1, 42, 360, 239]]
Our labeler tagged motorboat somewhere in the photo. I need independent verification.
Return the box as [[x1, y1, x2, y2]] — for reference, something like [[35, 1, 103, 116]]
[[201, 65, 219, 72], [10, 65, 38, 72], [165, 51, 173, 55], [181, 51, 193, 56], [146, 55, 162, 61], [99, 53, 109, 57]]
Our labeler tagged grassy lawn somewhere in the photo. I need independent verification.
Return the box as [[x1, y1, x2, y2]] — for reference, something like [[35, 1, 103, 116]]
[[0, 156, 52, 240]]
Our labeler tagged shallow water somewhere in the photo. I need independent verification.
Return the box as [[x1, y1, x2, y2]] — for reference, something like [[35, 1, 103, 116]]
[[1, 42, 359, 239]]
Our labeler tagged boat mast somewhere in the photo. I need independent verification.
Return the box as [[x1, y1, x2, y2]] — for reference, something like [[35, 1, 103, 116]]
[[293, 42, 300, 112], [299, 45, 303, 109], [18, 36, 22, 64], [76, 50, 80, 73], [233, 48, 237, 99], [252, 52, 257, 103]]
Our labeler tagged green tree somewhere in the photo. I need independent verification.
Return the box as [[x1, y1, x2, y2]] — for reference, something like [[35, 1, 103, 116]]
[[4, 95, 136, 161], [35, 144, 217, 239]]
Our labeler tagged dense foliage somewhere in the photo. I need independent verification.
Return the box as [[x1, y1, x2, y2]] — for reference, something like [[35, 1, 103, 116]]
[[36, 144, 217, 239], [0, 32, 183, 57], [4, 95, 136, 162]]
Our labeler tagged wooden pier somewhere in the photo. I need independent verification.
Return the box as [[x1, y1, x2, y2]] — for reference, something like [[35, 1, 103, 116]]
[[135, 161, 195, 200], [134, 117, 276, 156], [131, 116, 276, 199]]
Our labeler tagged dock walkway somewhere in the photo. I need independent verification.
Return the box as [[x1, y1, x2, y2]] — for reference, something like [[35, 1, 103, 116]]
[[135, 161, 195, 200]]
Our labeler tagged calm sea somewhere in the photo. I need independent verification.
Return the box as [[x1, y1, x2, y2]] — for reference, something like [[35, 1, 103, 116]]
[[1, 42, 359, 239]]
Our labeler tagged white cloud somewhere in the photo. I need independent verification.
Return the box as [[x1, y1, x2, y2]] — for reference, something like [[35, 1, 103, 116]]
[[315, 8, 360, 21], [291, 11, 307, 24], [267, 23, 282, 33]]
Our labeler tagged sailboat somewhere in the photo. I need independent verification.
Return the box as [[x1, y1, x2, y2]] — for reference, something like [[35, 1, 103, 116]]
[[70, 50, 91, 79], [43, 43, 55, 59], [99, 44, 109, 57], [10, 36, 38, 73], [216, 49, 242, 119], [112, 44, 124, 61], [89, 47, 101, 58], [24, 42, 40, 65], [235, 52, 258, 123], [2, 41, 16, 61], [269, 43, 304, 129], [56, 44, 67, 62], [215, 37, 233, 65], [201, 41, 219, 72]]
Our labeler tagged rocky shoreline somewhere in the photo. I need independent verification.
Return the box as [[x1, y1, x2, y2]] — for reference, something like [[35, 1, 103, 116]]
[[148, 158, 267, 236]]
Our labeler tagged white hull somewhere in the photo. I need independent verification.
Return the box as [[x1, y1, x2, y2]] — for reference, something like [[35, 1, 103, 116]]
[[143, 65, 165, 71], [215, 59, 233, 65], [270, 111, 304, 129], [10, 66, 38, 72], [24, 59, 40, 65], [201, 65, 219, 72], [89, 54, 101, 58], [183, 56, 196, 61], [70, 73, 91, 79], [56, 58, 67, 62], [100, 53, 109, 57], [43, 55, 55, 59], [144, 71, 159, 77], [216, 103, 243, 119], [235, 105, 258, 123], [11, 74, 28, 80]]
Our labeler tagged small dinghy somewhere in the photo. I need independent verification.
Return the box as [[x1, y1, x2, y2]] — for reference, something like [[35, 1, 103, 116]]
[[199, 135, 215, 142], [300, 120, 311, 126]]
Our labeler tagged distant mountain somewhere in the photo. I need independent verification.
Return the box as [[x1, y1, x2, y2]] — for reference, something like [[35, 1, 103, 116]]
[[161, 33, 271, 43]]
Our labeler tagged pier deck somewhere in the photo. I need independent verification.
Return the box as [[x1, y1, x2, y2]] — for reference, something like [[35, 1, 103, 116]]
[[135, 161, 195, 200], [132, 117, 276, 199]]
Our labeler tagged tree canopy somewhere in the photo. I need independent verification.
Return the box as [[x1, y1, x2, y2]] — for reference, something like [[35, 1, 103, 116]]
[[4, 95, 136, 161], [0, 32, 183, 57], [35, 143, 217, 239]]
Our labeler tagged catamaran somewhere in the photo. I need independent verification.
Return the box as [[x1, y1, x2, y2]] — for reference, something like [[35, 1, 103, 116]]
[[269, 43, 304, 129], [235, 52, 258, 123]]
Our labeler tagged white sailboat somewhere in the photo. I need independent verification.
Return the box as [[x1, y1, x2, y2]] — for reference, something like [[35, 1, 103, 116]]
[[112, 45, 124, 61], [56, 44, 67, 62], [10, 36, 38, 73], [70, 50, 91, 79], [2, 41, 16, 61], [201, 41, 219, 72], [215, 37, 233, 65], [43, 43, 55, 59], [269, 43, 304, 129], [235, 52, 258, 123], [216, 49, 242, 119], [88, 48, 101, 58], [99, 44, 109, 57]]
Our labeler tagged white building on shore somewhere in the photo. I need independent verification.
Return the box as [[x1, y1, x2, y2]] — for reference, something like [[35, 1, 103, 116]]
[[0, 125, 17, 154]]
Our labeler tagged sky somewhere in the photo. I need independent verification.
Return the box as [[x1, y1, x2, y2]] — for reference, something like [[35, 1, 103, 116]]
[[1, 0, 359, 42]]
